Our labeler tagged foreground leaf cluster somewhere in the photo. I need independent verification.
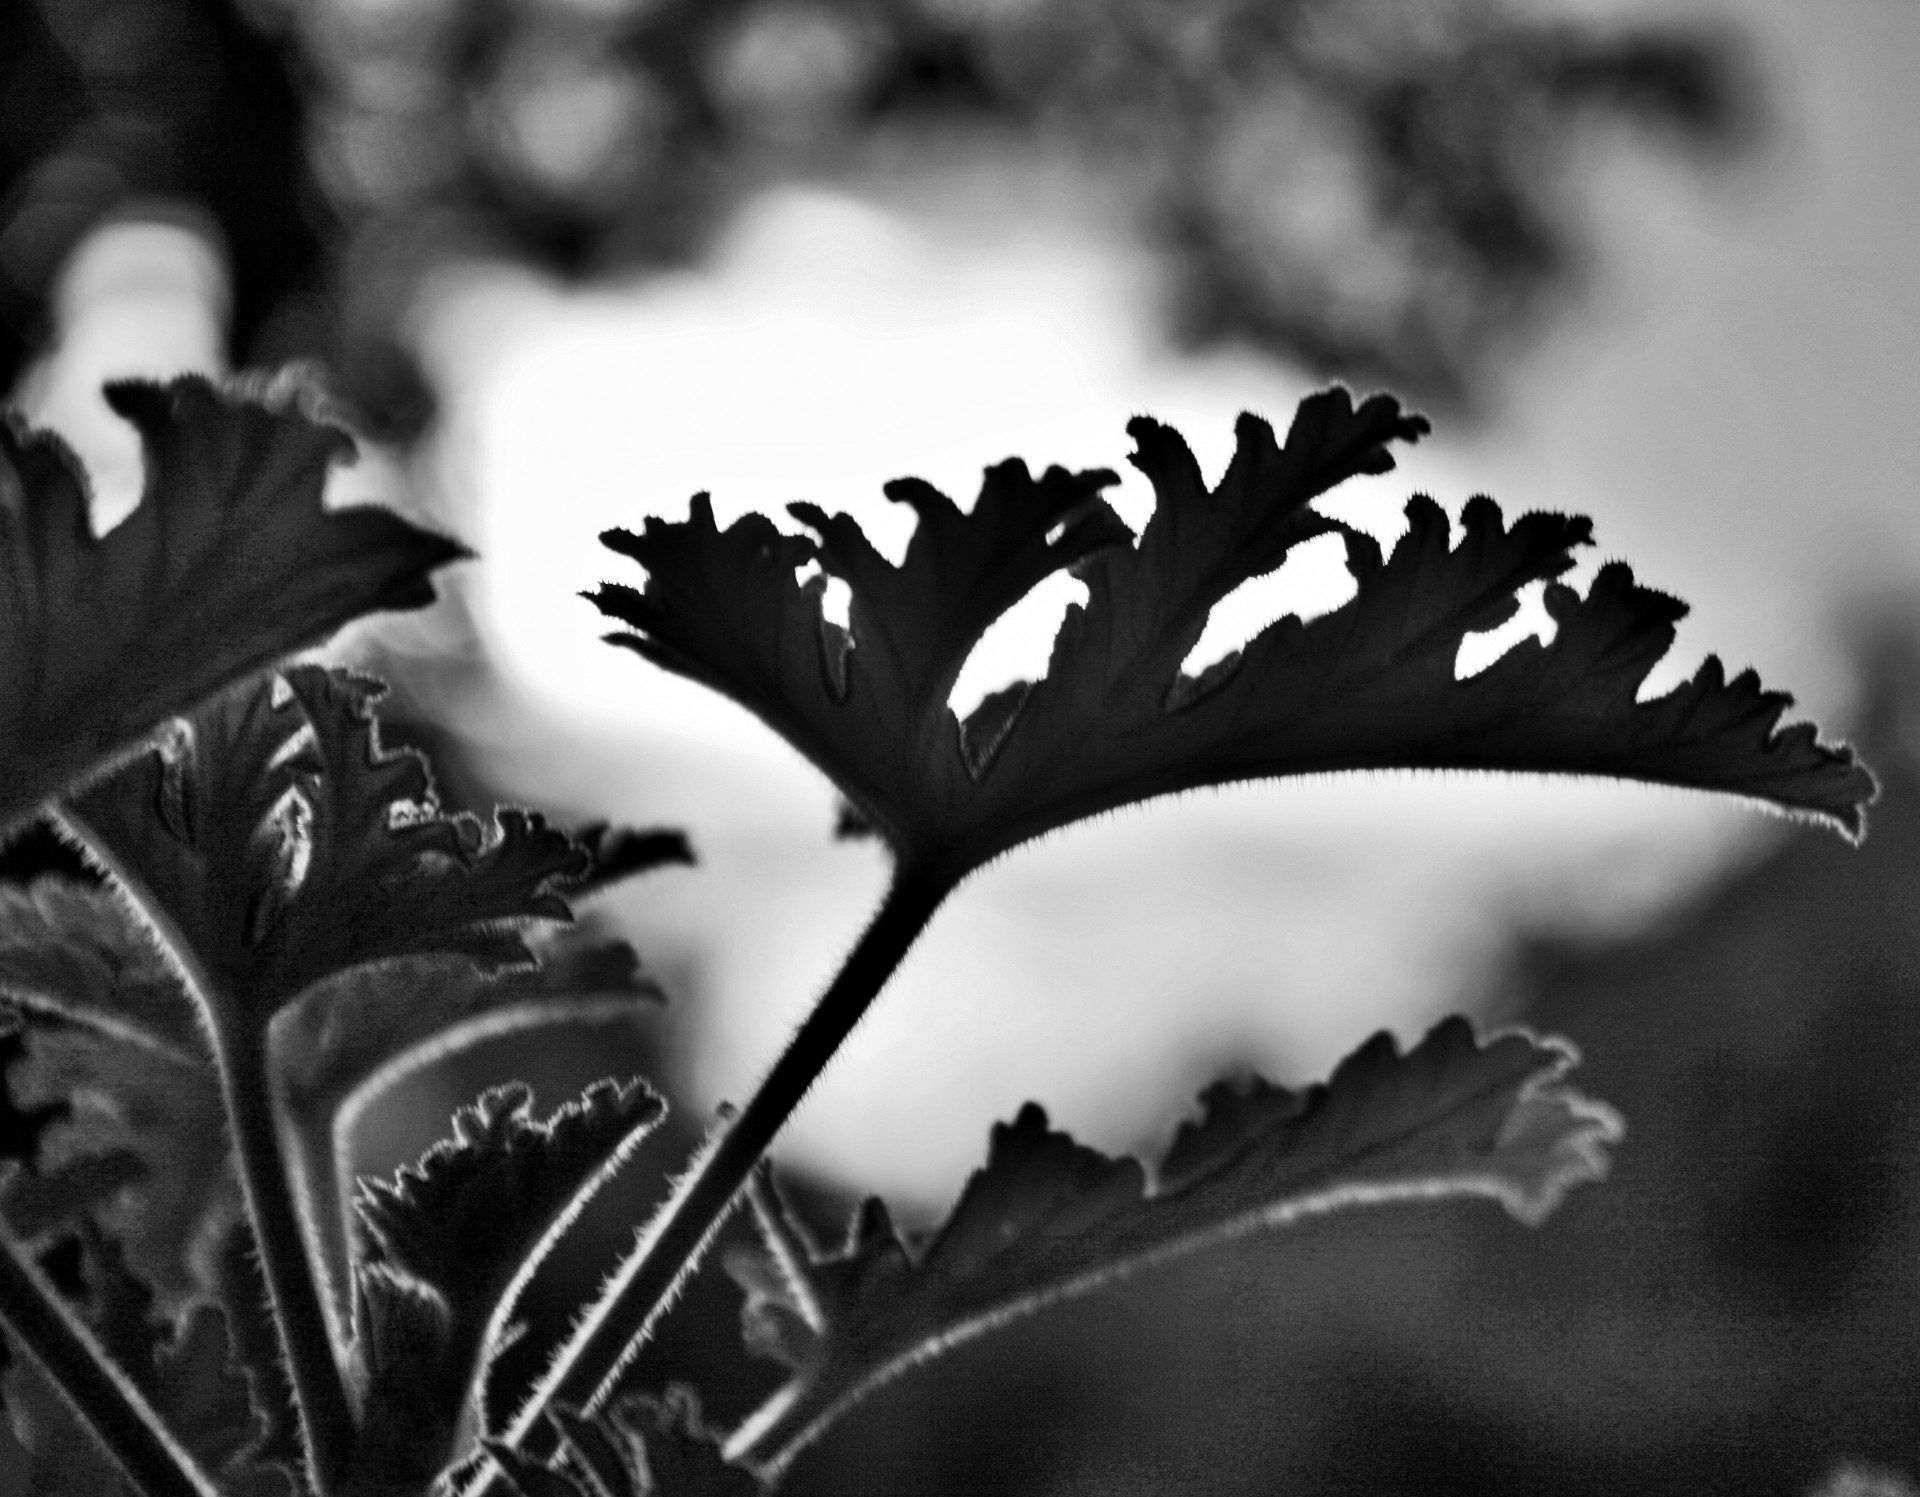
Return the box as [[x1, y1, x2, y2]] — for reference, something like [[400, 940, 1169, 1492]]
[[0, 370, 1877, 1497], [0, 372, 465, 842]]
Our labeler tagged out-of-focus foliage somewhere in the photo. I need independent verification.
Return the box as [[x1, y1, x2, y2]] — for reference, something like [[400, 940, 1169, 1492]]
[[0, 0, 1749, 436]]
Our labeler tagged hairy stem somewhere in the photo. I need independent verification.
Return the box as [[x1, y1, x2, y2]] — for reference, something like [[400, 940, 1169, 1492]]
[[209, 1015, 357, 1497], [487, 868, 951, 1476], [56, 813, 360, 1489], [56, 809, 358, 1494], [0, 1221, 222, 1497]]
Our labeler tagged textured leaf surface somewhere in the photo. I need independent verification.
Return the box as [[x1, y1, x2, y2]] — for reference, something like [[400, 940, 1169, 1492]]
[[594, 392, 1872, 876], [0, 370, 465, 838], [209, 1219, 304, 1492], [0, 879, 201, 1061], [1, 1225, 288, 1497], [59, 666, 587, 1032], [351, 1080, 664, 1489], [275, 926, 665, 1344], [0, 873, 668, 1435], [482, 1390, 763, 1497], [725, 1017, 1619, 1476], [0, 880, 230, 1305], [0, 1014, 64, 1182]]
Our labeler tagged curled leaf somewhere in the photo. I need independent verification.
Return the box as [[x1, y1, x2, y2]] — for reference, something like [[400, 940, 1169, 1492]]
[[0, 370, 466, 838], [274, 925, 665, 1346], [351, 1079, 665, 1490], [564, 825, 694, 902], [594, 392, 1873, 878], [725, 1016, 1619, 1477], [59, 666, 588, 1033]]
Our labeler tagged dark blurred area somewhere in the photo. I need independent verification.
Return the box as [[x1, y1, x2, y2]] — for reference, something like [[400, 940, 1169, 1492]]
[[1, 0, 1749, 441]]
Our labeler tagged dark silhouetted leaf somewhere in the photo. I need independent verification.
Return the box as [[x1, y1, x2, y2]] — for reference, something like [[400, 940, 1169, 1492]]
[[0, 879, 201, 1061], [481, 1390, 762, 1497], [564, 824, 694, 902], [0, 370, 466, 839], [725, 1017, 1619, 1477], [59, 666, 587, 1034], [209, 1219, 304, 1492], [274, 926, 664, 1344], [594, 392, 1872, 878], [350, 1079, 664, 1490]]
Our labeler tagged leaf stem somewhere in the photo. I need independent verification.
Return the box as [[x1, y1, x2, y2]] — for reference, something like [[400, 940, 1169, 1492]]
[[54, 808, 358, 1497], [0, 1220, 223, 1497], [488, 868, 952, 1474], [208, 1014, 358, 1497]]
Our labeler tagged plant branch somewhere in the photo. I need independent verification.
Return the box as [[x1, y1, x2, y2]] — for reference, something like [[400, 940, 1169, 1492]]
[[207, 1014, 357, 1497], [53, 809, 358, 1497], [0, 1220, 223, 1497], [483, 867, 952, 1479]]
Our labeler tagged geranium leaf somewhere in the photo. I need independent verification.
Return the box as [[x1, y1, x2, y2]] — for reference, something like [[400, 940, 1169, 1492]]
[[564, 825, 694, 902], [1, 1224, 289, 1497], [593, 391, 1873, 878], [351, 1079, 664, 1490], [0, 879, 237, 1305], [724, 1016, 1619, 1478], [59, 665, 588, 1034], [209, 1218, 305, 1492], [0, 370, 466, 840], [274, 926, 665, 1342]]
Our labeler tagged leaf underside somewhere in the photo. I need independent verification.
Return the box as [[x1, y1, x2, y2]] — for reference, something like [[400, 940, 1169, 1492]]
[[352, 1079, 665, 1491], [0, 868, 669, 1376], [0, 370, 466, 839], [725, 1016, 1620, 1477], [592, 389, 1873, 877], [59, 665, 588, 1033], [277, 921, 667, 1336], [2, 1223, 290, 1497]]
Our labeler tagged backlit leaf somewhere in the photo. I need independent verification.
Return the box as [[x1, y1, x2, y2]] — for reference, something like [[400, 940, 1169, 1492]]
[[274, 925, 665, 1343], [58, 665, 587, 1033], [593, 392, 1872, 878], [0, 370, 466, 839], [351, 1079, 664, 1490], [725, 1016, 1619, 1477]]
